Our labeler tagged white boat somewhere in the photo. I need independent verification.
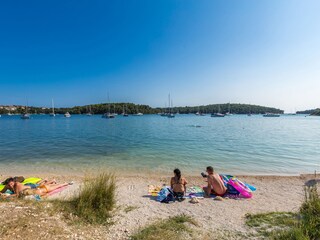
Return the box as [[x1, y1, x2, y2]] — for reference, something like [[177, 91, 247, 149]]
[[225, 102, 233, 116], [21, 113, 30, 119], [21, 100, 31, 119], [50, 98, 55, 117], [167, 94, 175, 118], [263, 113, 280, 117], [134, 112, 143, 116], [102, 93, 116, 118], [211, 105, 225, 117], [211, 113, 225, 117], [102, 112, 115, 118], [86, 105, 93, 116], [7, 112, 13, 116], [122, 105, 129, 117], [64, 112, 71, 118]]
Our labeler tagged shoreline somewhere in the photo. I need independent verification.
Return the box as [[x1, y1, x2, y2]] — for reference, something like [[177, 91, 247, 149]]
[[1, 172, 318, 239]]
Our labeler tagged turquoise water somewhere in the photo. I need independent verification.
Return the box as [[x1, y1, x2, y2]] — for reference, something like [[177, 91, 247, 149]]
[[0, 114, 319, 175]]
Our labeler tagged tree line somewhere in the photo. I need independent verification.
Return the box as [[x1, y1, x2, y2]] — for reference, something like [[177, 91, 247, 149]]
[[0, 103, 284, 115], [297, 108, 320, 116]]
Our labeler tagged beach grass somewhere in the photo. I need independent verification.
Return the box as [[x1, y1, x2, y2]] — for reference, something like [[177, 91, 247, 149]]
[[130, 214, 198, 240], [246, 184, 320, 239], [54, 172, 116, 225]]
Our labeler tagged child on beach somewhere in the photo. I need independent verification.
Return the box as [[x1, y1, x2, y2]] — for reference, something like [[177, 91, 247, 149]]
[[203, 166, 227, 197], [170, 168, 188, 202]]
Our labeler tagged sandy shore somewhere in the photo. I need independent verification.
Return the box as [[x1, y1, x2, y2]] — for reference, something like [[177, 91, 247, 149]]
[[0, 172, 317, 239]]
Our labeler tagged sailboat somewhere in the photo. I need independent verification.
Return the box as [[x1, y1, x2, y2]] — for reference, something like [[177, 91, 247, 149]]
[[102, 93, 115, 118], [122, 105, 129, 117], [263, 113, 280, 117], [64, 112, 71, 118], [225, 103, 233, 116], [167, 94, 175, 118], [133, 105, 143, 116], [49, 99, 55, 117], [86, 105, 93, 116], [21, 100, 30, 119], [211, 105, 225, 117]]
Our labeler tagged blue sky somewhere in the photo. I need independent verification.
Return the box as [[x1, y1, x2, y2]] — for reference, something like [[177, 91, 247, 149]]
[[0, 0, 319, 112]]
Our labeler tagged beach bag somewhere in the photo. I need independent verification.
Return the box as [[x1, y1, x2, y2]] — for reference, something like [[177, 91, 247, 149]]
[[220, 175, 240, 194], [157, 187, 174, 203]]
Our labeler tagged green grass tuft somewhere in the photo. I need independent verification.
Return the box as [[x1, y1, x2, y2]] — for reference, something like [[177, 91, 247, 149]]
[[130, 214, 197, 240], [54, 172, 116, 225], [246, 184, 320, 240]]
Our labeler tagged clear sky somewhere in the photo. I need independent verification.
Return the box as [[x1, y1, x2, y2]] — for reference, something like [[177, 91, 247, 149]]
[[0, 0, 319, 112]]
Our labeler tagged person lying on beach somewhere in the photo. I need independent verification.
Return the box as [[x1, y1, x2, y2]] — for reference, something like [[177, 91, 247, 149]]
[[203, 166, 227, 197], [170, 168, 188, 202], [0, 177, 70, 198]]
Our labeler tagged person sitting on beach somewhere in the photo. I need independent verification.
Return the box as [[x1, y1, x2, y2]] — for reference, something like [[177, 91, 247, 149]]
[[203, 166, 227, 197], [0, 177, 70, 198], [170, 168, 188, 202]]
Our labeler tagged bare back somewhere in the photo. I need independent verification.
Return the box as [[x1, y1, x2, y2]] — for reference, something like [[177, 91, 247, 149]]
[[207, 173, 227, 195]]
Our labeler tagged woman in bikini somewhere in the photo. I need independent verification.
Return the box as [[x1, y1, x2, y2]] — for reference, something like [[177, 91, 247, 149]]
[[170, 168, 188, 202], [1, 178, 71, 198]]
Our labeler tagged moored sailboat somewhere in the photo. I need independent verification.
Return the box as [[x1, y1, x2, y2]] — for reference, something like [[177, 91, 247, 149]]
[[49, 99, 55, 117]]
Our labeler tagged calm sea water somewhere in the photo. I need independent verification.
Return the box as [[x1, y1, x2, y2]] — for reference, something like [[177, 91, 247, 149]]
[[0, 114, 319, 175]]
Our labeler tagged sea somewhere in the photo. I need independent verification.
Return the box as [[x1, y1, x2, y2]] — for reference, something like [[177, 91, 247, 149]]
[[0, 114, 319, 176]]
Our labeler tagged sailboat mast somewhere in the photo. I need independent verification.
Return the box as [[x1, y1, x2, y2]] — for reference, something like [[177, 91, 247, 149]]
[[168, 94, 171, 114], [52, 99, 55, 114]]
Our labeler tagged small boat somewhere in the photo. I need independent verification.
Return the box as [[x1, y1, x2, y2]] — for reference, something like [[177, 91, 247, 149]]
[[102, 112, 115, 118], [7, 112, 13, 116], [64, 112, 71, 118], [50, 98, 56, 117], [211, 105, 225, 117], [21, 100, 30, 119], [263, 113, 280, 117], [225, 102, 233, 116], [167, 94, 175, 118], [122, 105, 129, 117], [21, 113, 30, 119], [134, 112, 143, 116], [86, 105, 93, 116], [102, 94, 116, 118], [211, 113, 225, 117]]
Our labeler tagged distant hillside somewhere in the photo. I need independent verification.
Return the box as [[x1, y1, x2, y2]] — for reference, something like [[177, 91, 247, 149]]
[[0, 103, 283, 115], [296, 108, 320, 116], [311, 109, 320, 116], [159, 103, 283, 114]]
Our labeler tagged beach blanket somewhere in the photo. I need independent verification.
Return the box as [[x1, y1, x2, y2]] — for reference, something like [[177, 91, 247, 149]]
[[148, 185, 162, 197], [186, 186, 205, 198]]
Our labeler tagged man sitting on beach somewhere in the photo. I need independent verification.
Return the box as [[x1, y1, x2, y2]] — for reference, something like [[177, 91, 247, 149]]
[[203, 166, 227, 197]]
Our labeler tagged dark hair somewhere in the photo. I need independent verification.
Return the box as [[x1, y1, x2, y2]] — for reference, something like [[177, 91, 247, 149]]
[[3, 177, 14, 185], [206, 166, 214, 173], [174, 168, 181, 180]]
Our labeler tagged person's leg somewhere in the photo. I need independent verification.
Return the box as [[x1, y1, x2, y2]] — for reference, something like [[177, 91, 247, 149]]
[[45, 183, 69, 193]]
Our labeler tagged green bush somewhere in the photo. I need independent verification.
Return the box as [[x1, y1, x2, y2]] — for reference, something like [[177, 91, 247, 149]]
[[59, 172, 116, 225], [131, 214, 197, 240]]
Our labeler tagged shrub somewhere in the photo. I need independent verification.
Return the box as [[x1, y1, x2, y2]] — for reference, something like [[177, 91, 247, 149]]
[[131, 214, 197, 240], [59, 172, 116, 225]]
